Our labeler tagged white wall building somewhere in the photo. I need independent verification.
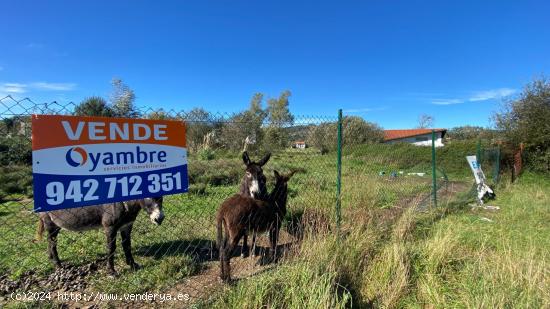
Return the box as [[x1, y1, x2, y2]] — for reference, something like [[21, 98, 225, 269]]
[[293, 141, 307, 149], [384, 129, 447, 147]]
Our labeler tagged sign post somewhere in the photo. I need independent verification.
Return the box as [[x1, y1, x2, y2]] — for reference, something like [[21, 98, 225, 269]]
[[32, 115, 188, 212]]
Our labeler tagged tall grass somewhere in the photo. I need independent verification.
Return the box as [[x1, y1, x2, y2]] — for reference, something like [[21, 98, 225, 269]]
[[206, 172, 550, 308]]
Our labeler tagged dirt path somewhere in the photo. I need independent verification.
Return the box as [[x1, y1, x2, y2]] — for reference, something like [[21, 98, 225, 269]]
[[159, 231, 296, 308]]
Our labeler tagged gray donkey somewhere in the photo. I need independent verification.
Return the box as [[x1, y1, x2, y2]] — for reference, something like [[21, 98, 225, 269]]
[[37, 197, 164, 276]]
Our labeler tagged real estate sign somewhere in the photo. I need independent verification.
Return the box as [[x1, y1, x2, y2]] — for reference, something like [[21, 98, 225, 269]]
[[32, 115, 188, 212], [466, 155, 494, 203], [466, 155, 485, 185]]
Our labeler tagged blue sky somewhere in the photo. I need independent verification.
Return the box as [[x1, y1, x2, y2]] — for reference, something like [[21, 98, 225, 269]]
[[1, 0, 549, 129]]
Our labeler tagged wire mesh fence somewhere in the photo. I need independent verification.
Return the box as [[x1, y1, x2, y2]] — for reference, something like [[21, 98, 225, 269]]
[[0, 96, 488, 307]]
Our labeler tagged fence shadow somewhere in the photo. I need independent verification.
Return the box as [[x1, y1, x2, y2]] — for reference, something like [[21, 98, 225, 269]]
[[135, 239, 217, 262]]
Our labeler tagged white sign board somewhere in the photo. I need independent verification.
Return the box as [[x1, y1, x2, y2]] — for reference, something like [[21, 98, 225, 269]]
[[466, 155, 494, 204]]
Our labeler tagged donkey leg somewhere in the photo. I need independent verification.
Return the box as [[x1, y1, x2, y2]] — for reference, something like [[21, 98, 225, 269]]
[[222, 231, 244, 282], [269, 226, 280, 262], [120, 224, 140, 271], [219, 245, 226, 280], [251, 232, 257, 257], [104, 226, 118, 276], [241, 233, 249, 258], [220, 238, 233, 282], [47, 227, 62, 268]]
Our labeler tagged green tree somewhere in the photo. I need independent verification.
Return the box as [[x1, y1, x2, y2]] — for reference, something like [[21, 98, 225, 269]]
[[243, 93, 267, 148], [493, 77, 550, 172], [1, 118, 15, 134], [220, 93, 268, 151], [219, 112, 249, 151], [447, 126, 496, 141], [185, 108, 216, 152], [308, 116, 384, 151], [110, 78, 140, 118], [262, 91, 294, 150], [0, 135, 32, 166], [74, 96, 113, 117], [248, 93, 266, 120], [147, 108, 175, 120], [267, 90, 294, 127]]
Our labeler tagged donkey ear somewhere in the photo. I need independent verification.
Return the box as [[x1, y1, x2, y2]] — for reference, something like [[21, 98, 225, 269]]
[[286, 170, 297, 180], [258, 153, 271, 166], [242, 151, 251, 165], [273, 170, 281, 179]]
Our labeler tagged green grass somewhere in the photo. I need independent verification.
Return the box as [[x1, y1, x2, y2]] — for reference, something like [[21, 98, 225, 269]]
[[1, 143, 477, 307], [407, 173, 550, 308], [347, 140, 500, 182], [205, 172, 550, 308]]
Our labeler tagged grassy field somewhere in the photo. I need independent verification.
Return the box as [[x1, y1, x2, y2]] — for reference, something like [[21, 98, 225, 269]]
[[202, 172, 550, 308], [0, 142, 484, 307]]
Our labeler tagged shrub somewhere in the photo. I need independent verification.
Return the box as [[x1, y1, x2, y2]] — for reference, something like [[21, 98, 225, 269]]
[[197, 148, 215, 161], [188, 159, 243, 186], [0, 136, 32, 166], [308, 117, 384, 151], [0, 166, 33, 200], [493, 77, 550, 172], [74, 96, 113, 117]]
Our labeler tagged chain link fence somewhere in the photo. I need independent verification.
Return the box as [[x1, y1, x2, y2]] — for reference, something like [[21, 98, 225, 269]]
[[0, 96, 488, 307]]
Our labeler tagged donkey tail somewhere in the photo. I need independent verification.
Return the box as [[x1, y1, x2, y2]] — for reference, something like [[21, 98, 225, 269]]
[[217, 215, 230, 280], [216, 216, 224, 252], [36, 217, 44, 241]]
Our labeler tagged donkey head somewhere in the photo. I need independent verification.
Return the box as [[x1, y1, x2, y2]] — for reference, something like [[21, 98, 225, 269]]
[[139, 197, 165, 225], [271, 170, 296, 213], [241, 151, 271, 199]]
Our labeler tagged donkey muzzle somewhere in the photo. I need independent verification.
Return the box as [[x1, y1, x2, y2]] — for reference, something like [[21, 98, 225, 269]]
[[150, 209, 165, 225]]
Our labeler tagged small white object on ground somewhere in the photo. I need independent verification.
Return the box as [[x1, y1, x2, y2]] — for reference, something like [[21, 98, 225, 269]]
[[407, 172, 425, 177]]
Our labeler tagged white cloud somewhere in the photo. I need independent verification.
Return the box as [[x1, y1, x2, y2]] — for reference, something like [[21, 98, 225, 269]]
[[468, 88, 516, 102], [0, 82, 76, 95], [431, 99, 464, 105], [0, 83, 27, 94], [31, 82, 76, 91], [431, 87, 516, 105]]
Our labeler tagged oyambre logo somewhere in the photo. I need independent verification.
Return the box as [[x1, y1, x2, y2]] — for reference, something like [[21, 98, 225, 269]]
[[65, 147, 88, 167]]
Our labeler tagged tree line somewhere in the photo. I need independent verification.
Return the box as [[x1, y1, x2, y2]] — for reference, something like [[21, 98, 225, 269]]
[[71, 80, 385, 154], [1, 76, 548, 174]]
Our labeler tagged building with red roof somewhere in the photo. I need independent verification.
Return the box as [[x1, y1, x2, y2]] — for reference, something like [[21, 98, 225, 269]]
[[384, 128, 447, 147]]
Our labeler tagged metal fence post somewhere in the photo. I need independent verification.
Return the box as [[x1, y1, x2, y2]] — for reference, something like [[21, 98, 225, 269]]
[[494, 145, 501, 184], [476, 139, 482, 164], [431, 130, 437, 208], [336, 109, 343, 230]]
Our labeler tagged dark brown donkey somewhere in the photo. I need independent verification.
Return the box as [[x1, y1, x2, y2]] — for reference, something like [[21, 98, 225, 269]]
[[217, 170, 295, 281], [37, 197, 164, 276], [238, 151, 270, 257]]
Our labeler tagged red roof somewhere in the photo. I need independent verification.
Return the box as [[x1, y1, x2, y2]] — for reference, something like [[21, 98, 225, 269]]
[[384, 129, 446, 141]]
